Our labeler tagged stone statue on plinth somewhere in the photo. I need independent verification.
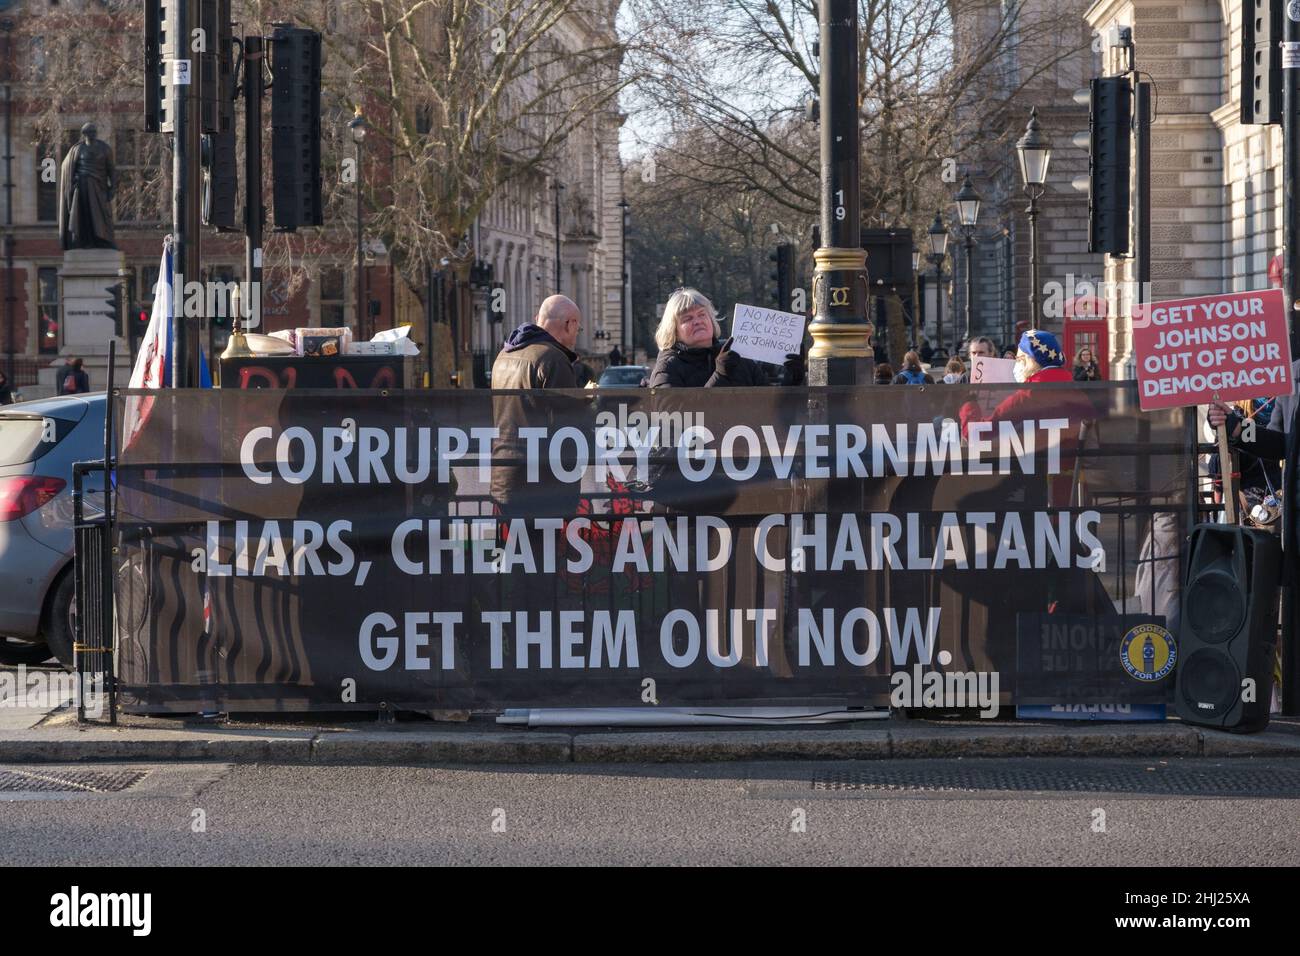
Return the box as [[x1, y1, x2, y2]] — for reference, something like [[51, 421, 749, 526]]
[[58, 122, 116, 251]]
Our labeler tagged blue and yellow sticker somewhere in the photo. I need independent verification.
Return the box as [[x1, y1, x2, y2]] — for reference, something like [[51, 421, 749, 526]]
[[1120, 623, 1177, 682]]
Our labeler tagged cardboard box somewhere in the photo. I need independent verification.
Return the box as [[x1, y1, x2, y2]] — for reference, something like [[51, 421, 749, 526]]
[[345, 341, 397, 355], [295, 327, 352, 357]]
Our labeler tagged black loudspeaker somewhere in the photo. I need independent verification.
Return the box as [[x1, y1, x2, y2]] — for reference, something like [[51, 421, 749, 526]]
[[1176, 524, 1281, 732]]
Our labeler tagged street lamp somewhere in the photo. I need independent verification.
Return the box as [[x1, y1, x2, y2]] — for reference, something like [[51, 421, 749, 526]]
[[347, 108, 368, 339], [911, 247, 922, 350], [926, 210, 948, 356], [954, 173, 981, 351], [1016, 106, 1053, 327], [807, 0, 871, 381], [552, 179, 565, 294], [618, 197, 630, 358]]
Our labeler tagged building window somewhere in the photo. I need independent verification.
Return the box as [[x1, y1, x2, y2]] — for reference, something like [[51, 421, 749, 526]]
[[30, 36, 47, 83], [320, 267, 345, 326], [36, 144, 59, 223], [37, 266, 59, 355], [37, 131, 83, 224], [114, 128, 165, 224]]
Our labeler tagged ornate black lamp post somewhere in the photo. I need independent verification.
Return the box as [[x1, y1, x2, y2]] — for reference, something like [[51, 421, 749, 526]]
[[347, 109, 368, 338], [1016, 107, 1053, 326], [926, 211, 948, 355], [618, 197, 630, 355], [807, 0, 871, 384], [910, 247, 922, 350], [954, 173, 981, 351]]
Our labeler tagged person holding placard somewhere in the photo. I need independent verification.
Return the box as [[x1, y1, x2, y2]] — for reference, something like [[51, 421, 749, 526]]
[[963, 337, 997, 383], [959, 329, 1094, 506], [1209, 359, 1300, 559], [647, 288, 804, 388]]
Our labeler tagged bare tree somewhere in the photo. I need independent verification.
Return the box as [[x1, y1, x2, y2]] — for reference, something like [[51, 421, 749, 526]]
[[15, 2, 170, 232], [627, 130, 815, 352], [622, 0, 1089, 237], [291, 0, 633, 306], [17, 1, 633, 316]]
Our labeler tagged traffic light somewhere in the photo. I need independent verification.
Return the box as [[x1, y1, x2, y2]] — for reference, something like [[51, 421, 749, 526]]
[[104, 283, 123, 337], [1242, 0, 1283, 125], [146, 1, 232, 134], [144, 2, 161, 132], [1088, 76, 1131, 256], [770, 243, 795, 311], [149, 1, 183, 133], [211, 283, 230, 331], [271, 25, 323, 230]]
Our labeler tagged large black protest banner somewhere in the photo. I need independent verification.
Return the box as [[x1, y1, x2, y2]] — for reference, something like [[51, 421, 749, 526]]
[[113, 383, 1192, 711]]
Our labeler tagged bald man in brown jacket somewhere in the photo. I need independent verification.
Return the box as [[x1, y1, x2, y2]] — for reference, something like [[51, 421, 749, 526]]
[[490, 295, 584, 514]]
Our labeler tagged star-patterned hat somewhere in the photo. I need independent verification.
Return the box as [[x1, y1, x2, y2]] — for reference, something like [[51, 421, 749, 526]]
[[1017, 329, 1064, 369]]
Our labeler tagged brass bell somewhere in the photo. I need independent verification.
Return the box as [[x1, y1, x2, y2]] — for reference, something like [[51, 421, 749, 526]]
[[221, 283, 254, 359]]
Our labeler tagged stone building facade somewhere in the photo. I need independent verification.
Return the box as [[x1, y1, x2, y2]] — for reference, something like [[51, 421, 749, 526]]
[[952, 0, 1106, 355], [470, 3, 627, 382], [1085, 0, 1270, 377]]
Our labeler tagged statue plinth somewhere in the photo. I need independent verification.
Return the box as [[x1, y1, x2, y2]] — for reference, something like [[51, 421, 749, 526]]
[[59, 247, 126, 356]]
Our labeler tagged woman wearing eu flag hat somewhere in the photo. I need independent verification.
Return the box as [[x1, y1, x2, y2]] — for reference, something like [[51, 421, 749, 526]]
[[960, 329, 1076, 419], [958, 328, 1097, 506], [1011, 328, 1073, 384], [951, 330, 1109, 648]]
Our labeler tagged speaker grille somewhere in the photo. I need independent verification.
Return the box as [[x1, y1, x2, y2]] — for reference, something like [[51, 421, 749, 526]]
[[1180, 648, 1239, 719], [1185, 569, 1246, 644]]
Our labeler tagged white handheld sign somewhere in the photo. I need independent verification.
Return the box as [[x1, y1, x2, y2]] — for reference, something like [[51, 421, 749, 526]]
[[970, 356, 1017, 384], [730, 304, 806, 366]]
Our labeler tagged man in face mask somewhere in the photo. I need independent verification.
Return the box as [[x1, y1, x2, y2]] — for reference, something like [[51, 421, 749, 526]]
[[1010, 329, 1072, 384], [958, 328, 1095, 504], [958, 328, 1075, 429]]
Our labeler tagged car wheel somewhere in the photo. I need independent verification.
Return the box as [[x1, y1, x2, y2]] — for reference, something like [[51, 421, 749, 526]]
[[0, 636, 53, 666], [41, 571, 78, 671]]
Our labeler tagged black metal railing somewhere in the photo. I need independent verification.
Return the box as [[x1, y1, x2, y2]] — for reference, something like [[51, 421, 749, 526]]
[[72, 461, 116, 724], [72, 339, 117, 724]]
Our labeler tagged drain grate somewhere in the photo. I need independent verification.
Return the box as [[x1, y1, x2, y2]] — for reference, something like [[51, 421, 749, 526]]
[[0, 768, 148, 794], [811, 764, 1300, 797]]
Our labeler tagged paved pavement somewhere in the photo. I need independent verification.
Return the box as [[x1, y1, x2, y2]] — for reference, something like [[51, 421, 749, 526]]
[[0, 665, 73, 733], [5, 664, 1300, 764], [4, 710, 1300, 765], [1, 759, 1296, 866]]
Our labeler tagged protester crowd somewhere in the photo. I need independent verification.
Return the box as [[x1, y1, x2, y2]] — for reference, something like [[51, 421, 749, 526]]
[[490, 288, 1066, 404], [491, 287, 1095, 404]]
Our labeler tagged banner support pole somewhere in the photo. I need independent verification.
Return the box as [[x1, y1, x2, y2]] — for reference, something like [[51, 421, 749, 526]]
[[1213, 392, 1237, 524]]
